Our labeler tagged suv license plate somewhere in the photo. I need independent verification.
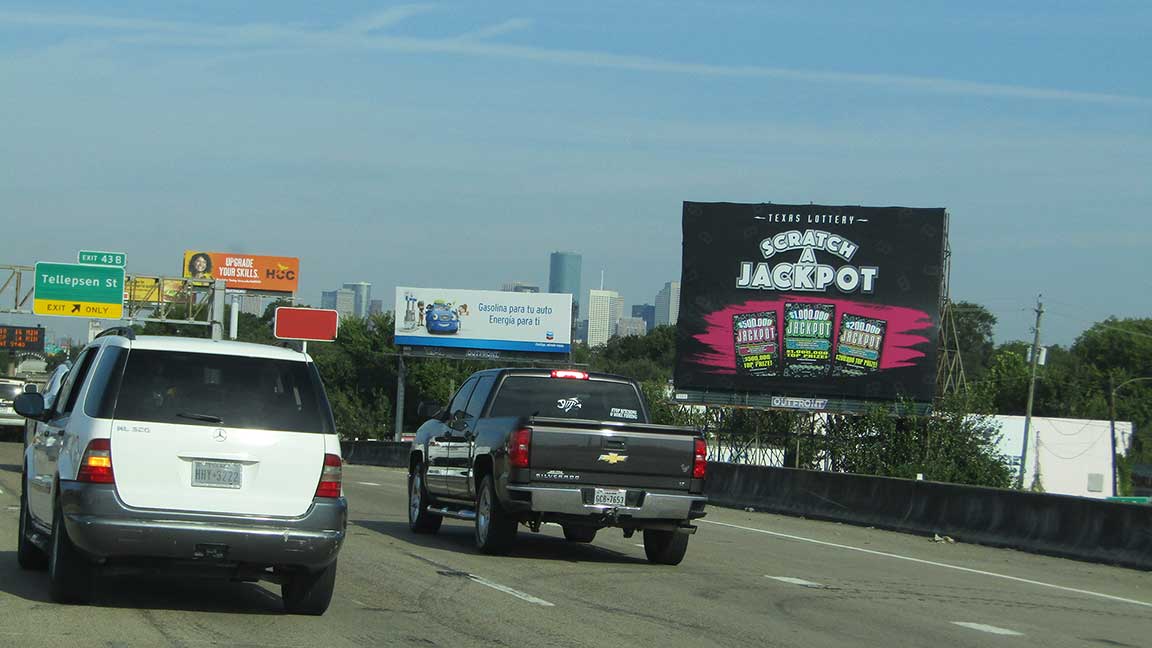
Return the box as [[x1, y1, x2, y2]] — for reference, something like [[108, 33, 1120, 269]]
[[593, 488, 627, 507], [192, 460, 243, 489]]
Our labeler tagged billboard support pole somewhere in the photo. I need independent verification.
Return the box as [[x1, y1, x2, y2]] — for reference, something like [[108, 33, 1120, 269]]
[[394, 354, 406, 442], [229, 293, 240, 340], [210, 280, 226, 341]]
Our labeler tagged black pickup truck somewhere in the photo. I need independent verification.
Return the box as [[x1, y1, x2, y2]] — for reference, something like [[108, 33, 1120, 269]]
[[408, 368, 707, 565]]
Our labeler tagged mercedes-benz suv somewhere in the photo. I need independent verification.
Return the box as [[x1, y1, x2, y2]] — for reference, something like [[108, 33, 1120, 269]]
[[14, 328, 346, 615]]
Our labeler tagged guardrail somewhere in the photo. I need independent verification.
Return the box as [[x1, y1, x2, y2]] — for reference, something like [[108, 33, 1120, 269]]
[[339, 441, 1152, 570]]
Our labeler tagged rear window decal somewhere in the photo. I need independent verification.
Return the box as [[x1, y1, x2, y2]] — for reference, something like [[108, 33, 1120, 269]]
[[610, 407, 639, 420], [556, 397, 582, 413]]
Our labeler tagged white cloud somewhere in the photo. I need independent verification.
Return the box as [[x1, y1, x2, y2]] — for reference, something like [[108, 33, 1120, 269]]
[[0, 9, 1146, 105]]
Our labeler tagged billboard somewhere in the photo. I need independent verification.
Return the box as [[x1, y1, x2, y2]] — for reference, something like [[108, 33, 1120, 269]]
[[124, 277, 188, 303], [394, 287, 572, 354], [675, 202, 946, 406], [182, 251, 300, 293]]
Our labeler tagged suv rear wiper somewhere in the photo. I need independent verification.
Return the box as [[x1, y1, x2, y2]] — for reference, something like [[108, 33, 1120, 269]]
[[177, 412, 224, 423]]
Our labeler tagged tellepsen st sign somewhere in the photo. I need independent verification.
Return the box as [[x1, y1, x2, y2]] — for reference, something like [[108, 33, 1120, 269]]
[[33, 262, 125, 319]]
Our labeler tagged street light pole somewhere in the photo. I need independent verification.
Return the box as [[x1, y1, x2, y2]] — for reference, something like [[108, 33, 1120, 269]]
[[1109, 375, 1152, 498]]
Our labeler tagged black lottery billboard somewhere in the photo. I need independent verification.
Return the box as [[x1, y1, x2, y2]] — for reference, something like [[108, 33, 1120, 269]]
[[675, 202, 947, 405]]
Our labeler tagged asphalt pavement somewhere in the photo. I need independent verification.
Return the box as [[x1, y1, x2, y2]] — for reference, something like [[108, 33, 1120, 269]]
[[0, 442, 1148, 647]]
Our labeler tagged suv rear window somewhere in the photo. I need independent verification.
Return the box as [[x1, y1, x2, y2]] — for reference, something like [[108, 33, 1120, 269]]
[[488, 376, 646, 422], [112, 350, 334, 433]]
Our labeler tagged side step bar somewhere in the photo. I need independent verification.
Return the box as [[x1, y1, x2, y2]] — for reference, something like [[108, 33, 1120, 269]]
[[426, 506, 476, 521]]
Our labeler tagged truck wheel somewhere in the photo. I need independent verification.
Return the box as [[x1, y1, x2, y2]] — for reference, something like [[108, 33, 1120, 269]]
[[281, 559, 338, 616], [408, 463, 443, 534], [643, 529, 689, 566], [49, 497, 93, 604], [475, 475, 517, 555], [562, 525, 597, 543], [17, 474, 48, 571]]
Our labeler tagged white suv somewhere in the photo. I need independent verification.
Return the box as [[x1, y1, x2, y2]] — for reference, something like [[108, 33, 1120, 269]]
[[14, 328, 346, 615], [1, 376, 27, 430]]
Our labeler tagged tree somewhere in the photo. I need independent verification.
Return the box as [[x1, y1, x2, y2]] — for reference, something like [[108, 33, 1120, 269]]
[[948, 301, 998, 380]]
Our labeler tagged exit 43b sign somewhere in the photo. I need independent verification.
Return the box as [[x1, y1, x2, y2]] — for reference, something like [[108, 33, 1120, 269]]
[[34, 262, 125, 319]]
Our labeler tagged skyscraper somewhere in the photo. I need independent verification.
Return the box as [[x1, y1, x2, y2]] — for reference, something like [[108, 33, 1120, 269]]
[[321, 288, 356, 320], [615, 317, 647, 338], [632, 304, 656, 332], [587, 289, 623, 347], [655, 281, 681, 327], [548, 251, 582, 320], [342, 282, 372, 318], [502, 281, 541, 293]]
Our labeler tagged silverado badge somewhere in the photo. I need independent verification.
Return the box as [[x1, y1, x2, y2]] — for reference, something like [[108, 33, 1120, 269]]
[[597, 452, 628, 465]]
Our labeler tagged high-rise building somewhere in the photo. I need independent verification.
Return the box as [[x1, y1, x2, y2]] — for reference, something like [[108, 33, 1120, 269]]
[[368, 299, 384, 316], [502, 281, 541, 293], [632, 304, 656, 332], [548, 251, 582, 320], [342, 282, 372, 318], [615, 317, 647, 338], [240, 294, 263, 316], [321, 288, 356, 320], [587, 289, 623, 347], [655, 281, 681, 327]]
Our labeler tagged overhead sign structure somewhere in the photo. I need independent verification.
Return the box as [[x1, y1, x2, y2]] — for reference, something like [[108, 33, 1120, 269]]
[[78, 250, 127, 267], [0, 325, 45, 352], [183, 251, 300, 293], [33, 262, 125, 319], [674, 202, 947, 410], [274, 307, 339, 342], [394, 287, 572, 355]]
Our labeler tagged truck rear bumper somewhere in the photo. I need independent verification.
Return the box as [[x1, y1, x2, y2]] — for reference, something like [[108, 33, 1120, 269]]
[[507, 484, 706, 520]]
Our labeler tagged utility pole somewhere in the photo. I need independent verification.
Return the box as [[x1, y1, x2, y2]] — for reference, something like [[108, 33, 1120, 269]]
[[1109, 373, 1118, 497], [1018, 295, 1044, 489], [394, 354, 406, 442]]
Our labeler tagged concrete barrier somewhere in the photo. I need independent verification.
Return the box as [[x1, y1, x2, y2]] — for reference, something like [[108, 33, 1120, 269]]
[[705, 462, 1152, 571], [340, 440, 411, 468]]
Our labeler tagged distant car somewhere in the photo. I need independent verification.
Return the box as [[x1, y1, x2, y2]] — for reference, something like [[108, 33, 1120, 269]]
[[425, 303, 460, 334], [1, 377, 26, 430], [14, 328, 346, 614]]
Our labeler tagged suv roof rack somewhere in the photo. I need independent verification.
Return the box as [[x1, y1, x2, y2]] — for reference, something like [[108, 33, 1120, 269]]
[[94, 326, 137, 340]]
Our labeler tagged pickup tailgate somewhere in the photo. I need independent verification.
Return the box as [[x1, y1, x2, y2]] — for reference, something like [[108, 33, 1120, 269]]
[[526, 417, 698, 490]]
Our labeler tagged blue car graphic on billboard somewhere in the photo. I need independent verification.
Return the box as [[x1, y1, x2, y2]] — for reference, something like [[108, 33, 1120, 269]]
[[425, 301, 460, 334]]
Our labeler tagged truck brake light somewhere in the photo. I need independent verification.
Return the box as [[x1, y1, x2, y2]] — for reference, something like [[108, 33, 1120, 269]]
[[692, 438, 707, 480], [508, 428, 532, 468], [77, 438, 115, 484], [315, 454, 343, 498], [551, 370, 589, 380]]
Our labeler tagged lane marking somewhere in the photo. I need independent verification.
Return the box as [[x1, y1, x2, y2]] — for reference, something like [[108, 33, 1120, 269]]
[[701, 520, 1152, 609], [634, 543, 645, 548], [768, 576, 824, 588], [355, 481, 382, 486], [468, 575, 554, 607], [952, 622, 1023, 636]]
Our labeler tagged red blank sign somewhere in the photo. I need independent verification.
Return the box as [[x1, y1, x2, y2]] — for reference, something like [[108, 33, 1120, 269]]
[[274, 307, 339, 342]]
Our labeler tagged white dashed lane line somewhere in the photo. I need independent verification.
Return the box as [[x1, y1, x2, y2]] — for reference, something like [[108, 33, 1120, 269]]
[[355, 482, 382, 486], [767, 576, 824, 588], [468, 574, 555, 607], [952, 622, 1023, 636]]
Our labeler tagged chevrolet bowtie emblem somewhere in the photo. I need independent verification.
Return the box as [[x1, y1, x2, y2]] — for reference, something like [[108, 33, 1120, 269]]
[[597, 452, 628, 465]]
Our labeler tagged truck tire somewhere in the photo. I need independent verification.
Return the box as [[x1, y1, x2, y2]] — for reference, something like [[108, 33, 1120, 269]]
[[562, 525, 597, 543], [475, 475, 517, 555], [17, 474, 48, 571], [408, 463, 443, 534], [281, 559, 338, 616], [49, 497, 93, 604], [643, 529, 689, 566]]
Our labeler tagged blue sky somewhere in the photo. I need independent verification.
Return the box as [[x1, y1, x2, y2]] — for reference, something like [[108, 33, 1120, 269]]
[[1, 1, 1149, 346]]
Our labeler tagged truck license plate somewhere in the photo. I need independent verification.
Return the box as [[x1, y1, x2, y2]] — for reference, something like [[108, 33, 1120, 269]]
[[192, 460, 242, 489], [593, 488, 627, 507]]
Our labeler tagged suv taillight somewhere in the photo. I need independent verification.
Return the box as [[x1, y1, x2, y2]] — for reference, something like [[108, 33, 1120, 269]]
[[692, 438, 707, 480], [77, 438, 115, 484], [315, 454, 343, 498], [508, 428, 532, 469]]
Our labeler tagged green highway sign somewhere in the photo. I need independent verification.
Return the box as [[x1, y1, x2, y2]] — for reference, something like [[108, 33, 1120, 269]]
[[34, 262, 125, 319], [78, 250, 127, 267]]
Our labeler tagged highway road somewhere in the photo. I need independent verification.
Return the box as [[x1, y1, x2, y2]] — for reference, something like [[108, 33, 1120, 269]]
[[0, 442, 1148, 647]]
